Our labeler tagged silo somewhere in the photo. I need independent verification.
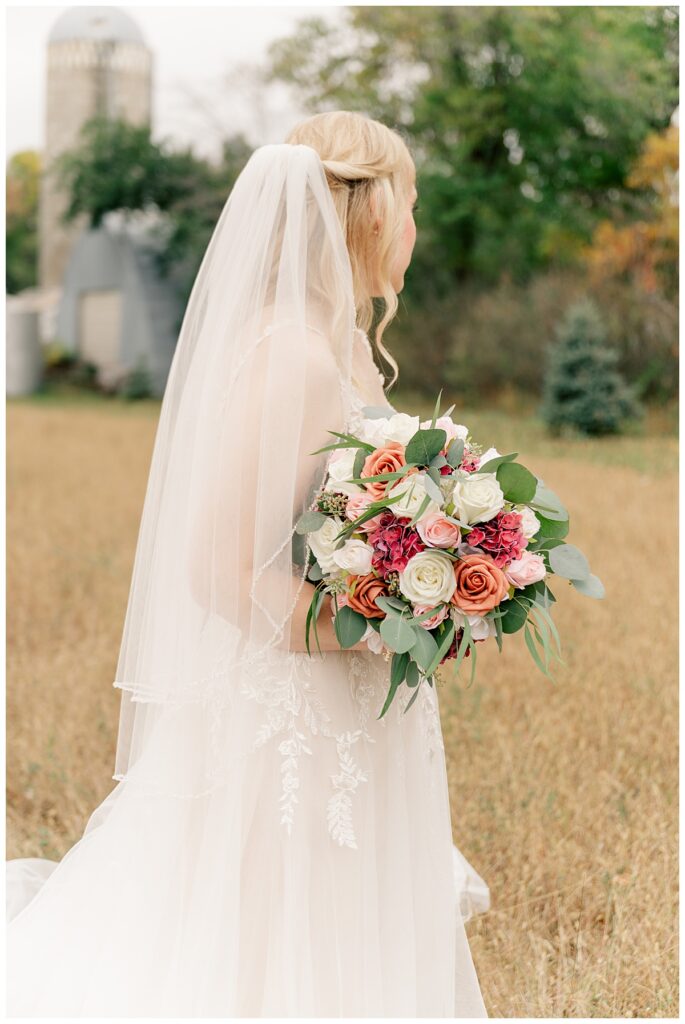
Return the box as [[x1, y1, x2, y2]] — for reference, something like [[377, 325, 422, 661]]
[[40, 7, 153, 288]]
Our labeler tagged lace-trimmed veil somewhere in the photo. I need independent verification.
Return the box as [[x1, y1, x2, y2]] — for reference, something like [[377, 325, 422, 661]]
[[111, 143, 356, 796]]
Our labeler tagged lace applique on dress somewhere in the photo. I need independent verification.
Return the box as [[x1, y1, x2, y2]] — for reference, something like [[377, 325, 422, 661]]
[[239, 330, 446, 845]]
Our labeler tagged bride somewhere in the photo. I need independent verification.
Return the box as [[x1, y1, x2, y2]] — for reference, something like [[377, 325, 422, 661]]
[[7, 110, 490, 1016]]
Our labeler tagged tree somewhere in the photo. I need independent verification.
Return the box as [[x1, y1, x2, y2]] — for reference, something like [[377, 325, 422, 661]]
[[6, 150, 40, 293], [582, 121, 678, 301], [54, 116, 201, 228], [538, 297, 643, 436], [266, 6, 678, 294], [53, 116, 253, 311]]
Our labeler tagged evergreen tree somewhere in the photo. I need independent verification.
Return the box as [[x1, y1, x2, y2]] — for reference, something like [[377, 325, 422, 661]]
[[539, 297, 643, 436]]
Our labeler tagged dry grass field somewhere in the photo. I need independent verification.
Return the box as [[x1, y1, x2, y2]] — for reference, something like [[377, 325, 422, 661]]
[[6, 393, 678, 1017]]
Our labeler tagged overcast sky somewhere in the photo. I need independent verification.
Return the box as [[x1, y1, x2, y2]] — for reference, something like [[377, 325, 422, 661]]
[[6, 4, 346, 161]]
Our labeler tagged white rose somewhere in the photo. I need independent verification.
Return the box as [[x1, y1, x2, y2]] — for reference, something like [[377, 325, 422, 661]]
[[451, 608, 497, 640], [326, 447, 362, 496], [517, 505, 540, 540], [382, 412, 421, 445], [358, 416, 389, 449], [332, 537, 374, 575], [476, 446, 502, 469], [386, 474, 440, 521], [451, 470, 505, 525], [398, 550, 457, 605], [308, 515, 346, 574]]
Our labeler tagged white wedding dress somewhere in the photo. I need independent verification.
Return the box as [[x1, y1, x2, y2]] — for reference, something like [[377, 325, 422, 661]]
[[6, 328, 489, 1017]]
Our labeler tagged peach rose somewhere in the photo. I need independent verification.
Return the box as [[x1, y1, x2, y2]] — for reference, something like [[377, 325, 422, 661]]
[[345, 573, 388, 619], [416, 511, 461, 549], [451, 553, 509, 614], [361, 441, 408, 501], [345, 492, 385, 532]]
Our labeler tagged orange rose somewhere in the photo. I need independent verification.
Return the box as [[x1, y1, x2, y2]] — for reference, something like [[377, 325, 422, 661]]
[[345, 573, 388, 619], [361, 441, 409, 500], [451, 553, 509, 614]]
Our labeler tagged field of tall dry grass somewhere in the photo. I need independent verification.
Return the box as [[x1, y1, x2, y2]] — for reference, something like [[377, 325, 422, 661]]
[[6, 394, 678, 1017]]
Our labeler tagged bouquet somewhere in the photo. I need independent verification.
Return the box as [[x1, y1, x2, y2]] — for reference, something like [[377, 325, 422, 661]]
[[295, 394, 604, 718]]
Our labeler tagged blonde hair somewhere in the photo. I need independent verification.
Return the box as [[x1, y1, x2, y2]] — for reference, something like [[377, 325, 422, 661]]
[[285, 110, 416, 391]]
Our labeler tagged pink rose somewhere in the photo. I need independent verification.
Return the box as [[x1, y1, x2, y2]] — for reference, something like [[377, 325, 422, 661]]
[[412, 603, 449, 630], [416, 511, 461, 549], [504, 551, 547, 589], [420, 415, 467, 443], [345, 492, 384, 532]]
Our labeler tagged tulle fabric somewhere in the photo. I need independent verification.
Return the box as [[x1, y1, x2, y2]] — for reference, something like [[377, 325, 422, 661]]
[[7, 643, 488, 1017]]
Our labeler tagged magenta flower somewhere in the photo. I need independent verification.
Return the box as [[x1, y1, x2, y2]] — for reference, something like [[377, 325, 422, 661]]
[[366, 511, 426, 577], [466, 510, 527, 568]]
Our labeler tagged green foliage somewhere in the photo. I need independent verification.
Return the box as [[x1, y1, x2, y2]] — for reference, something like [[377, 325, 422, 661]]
[[121, 358, 153, 401], [333, 604, 368, 649], [539, 297, 644, 437], [6, 150, 40, 293], [54, 117, 191, 228], [52, 117, 253, 323], [267, 6, 677, 296], [43, 340, 76, 369], [266, 6, 677, 399], [42, 342, 99, 392]]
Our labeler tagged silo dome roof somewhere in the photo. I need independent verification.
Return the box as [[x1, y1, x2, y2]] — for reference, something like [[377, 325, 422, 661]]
[[48, 6, 146, 46]]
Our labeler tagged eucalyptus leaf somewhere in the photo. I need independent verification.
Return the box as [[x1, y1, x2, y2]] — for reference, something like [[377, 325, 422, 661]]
[[406, 659, 420, 687], [295, 509, 327, 534], [391, 651, 410, 687], [495, 461, 537, 503], [478, 452, 519, 473], [380, 613, 417, 654], [409, 625, 439, 671], [548, 543, 591, 581], [421, 472, 445, 506], [570, 573, 605, 599], [534, 513, 569, 540], [405, 428, 447, 467], [374, 594, 410, 615], [307, 560, 323, 582], [445, 437, 465, 468], [500, 597, 531, 634], [333, 604, 368, 649], [530, 483, 568, 522]]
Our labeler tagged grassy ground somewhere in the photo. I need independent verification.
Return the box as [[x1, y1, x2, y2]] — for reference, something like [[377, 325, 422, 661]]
[[6, 393, 678, 1017]]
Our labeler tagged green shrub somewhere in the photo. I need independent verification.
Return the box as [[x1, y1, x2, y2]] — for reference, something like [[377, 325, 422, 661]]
[[538, 297, 644, 437], [120, 358, 153, 401]]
